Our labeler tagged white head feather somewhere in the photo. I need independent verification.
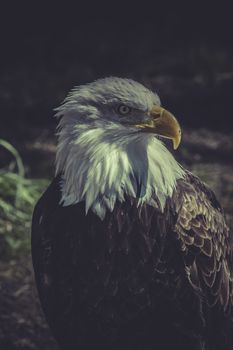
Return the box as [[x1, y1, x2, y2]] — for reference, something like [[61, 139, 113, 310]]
[[55, 77, 185, 219]]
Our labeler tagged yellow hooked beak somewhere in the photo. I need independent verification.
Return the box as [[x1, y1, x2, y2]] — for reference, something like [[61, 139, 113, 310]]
[[135, 105, 181, 149]]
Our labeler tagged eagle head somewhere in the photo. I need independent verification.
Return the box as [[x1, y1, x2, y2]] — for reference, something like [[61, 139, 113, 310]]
[[56, 77, 181, 149], [55, 77, 184, 219]]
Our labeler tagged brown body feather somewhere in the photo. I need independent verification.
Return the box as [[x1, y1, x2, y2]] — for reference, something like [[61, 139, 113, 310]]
[[31, 172, 232, 350]]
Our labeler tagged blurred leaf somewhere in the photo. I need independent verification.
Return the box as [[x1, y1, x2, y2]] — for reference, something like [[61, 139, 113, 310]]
[[0, 139, 49, 258]]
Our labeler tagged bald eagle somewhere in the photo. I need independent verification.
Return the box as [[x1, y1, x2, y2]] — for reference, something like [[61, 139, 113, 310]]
[[32, 77, 232, 350]]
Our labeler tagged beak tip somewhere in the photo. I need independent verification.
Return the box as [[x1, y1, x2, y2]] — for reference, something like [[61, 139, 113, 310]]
[[172, 134, 181, 150]]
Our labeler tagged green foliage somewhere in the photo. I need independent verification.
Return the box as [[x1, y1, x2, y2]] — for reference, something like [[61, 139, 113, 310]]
[[0, 140, 49, 258]]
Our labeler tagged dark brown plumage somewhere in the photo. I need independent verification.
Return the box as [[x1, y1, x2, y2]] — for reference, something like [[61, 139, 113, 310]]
[[31, 171, 233, 350]]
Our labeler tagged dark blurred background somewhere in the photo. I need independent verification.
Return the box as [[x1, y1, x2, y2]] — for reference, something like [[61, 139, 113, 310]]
[[0, 3, 233, 349], [1, 3, 233, 131]]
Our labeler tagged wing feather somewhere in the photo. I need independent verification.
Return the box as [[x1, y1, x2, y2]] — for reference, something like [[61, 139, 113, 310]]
[[173, 172, 232, 316]]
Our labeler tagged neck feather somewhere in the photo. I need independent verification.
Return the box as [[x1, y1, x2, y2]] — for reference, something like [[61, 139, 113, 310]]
[[56, 123, 185, 219]]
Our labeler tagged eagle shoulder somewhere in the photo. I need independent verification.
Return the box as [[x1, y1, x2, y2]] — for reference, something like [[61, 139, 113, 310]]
[[173, 171, 232, 316]]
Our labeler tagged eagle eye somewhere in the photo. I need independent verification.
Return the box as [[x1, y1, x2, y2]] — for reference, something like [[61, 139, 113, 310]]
[[117, 104, 132, 116]]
